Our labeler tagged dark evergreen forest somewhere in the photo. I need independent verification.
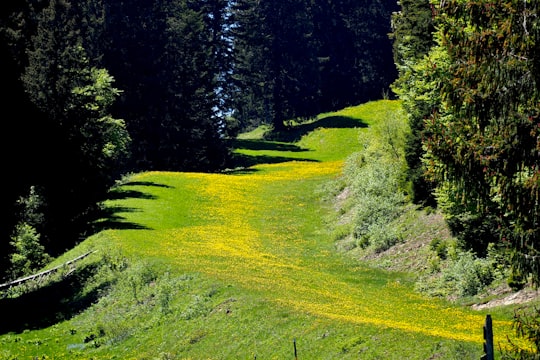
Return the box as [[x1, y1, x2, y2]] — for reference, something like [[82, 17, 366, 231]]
[[0, 0, 398, 281]]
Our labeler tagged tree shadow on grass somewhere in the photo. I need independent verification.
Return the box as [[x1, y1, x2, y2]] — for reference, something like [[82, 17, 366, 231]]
[[268, 115, 368, 143], [229, 152, 319, 170], [0, 261, 108, 334], [228, 115, 364, 169], [90, 181, 173, 234], [232, 139, 308, 152]]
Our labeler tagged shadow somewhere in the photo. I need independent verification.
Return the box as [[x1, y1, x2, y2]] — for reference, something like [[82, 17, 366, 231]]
[[0, 262, 109, 334], [88, 183, 171, 233], [107, 181, 172, 201], [232, 139, 308, 152], [106, 189, 157, 201], [121, 181, 173, 188], [221, 167, 260, 175], [228, 115, 363, 169], [268, 115, 368, 143], [91, 205, 151, 232], [230, 153, 319, 170]]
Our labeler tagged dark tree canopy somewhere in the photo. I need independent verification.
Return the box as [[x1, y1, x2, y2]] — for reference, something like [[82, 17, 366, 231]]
[[230, 0, 398, 130], [390, 0, 437, 206]]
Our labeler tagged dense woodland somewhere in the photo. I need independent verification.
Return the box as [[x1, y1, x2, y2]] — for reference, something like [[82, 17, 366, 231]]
[[1, 0, 539, 298]]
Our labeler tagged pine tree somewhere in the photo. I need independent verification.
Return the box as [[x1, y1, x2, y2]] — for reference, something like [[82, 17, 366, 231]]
[[230, 0, 319, 131], [314, 0, 399, 111], [19, 0, 129, 255]]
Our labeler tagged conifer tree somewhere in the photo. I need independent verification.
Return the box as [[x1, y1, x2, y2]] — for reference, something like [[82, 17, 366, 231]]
[[425, 1, 540, 281], [230, 0, 319, 131], [17, 0, 128, 255], [102, 0, 228, 171]]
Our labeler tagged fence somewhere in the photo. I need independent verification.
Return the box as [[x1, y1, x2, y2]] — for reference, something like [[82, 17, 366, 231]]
[[0, 250, 96, 295]]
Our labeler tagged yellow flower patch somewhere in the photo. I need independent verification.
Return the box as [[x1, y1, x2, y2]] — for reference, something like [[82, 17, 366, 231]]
[[113, 159, 514, 347]]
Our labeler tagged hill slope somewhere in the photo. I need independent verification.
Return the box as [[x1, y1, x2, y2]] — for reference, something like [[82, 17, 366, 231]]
[[0, 100, 517, 359]]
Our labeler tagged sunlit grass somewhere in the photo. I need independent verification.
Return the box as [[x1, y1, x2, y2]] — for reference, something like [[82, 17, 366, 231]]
[[0, 100, 519, 359], [108, 162, 510, 348]]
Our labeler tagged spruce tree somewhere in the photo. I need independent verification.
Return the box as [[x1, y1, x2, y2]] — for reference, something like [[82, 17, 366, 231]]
[[19, 0, 128, 255]]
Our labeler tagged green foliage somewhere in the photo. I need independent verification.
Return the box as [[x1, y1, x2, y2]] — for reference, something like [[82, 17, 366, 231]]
[[349, 159, 407, 252], [501, 306, 540, 359], [434, 182, 499, 256], [9, 186, 50, 279], [71, 67, 130, 163], [507, 268, 529, 292], [394, 0, 540, 287], [390, 0, 437, 205], [424, 1, 540, 284], [416, 250, 498, 298], [430, 237, 449, 260], [9, 224, 50, 279], [336, 108, 410, 253]]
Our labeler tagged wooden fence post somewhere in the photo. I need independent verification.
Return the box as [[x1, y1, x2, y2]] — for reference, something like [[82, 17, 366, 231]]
[[481, 314, 494, 360]]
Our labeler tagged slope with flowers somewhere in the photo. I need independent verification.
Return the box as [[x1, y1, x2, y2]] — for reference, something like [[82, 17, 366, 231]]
[[0, 100, 519, 359]]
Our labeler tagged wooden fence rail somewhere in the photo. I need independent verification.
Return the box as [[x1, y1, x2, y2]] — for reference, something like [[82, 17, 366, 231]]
[[0, 250, 97, 292]]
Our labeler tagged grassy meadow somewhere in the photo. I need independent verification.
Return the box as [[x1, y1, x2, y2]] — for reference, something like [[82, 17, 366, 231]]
[[0, 100, 521, 359]]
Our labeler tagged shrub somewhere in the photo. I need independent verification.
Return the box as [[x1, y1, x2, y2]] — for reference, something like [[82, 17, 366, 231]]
[[349, 160, 407, 252]]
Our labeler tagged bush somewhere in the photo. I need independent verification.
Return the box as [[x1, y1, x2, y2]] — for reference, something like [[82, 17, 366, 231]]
[[349, 160, 407, 252], [417, 250, 500, 298]]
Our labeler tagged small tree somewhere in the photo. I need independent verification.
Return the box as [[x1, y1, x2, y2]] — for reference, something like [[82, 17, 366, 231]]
[[9, 186, 50, 279], [10, 224, 51, 279]]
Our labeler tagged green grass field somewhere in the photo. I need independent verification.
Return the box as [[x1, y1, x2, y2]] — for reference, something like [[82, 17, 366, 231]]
[[0, 100, 519, 359]]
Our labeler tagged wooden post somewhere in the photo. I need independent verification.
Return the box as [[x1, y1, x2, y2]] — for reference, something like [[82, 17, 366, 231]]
[[481, 314, 494, 360]]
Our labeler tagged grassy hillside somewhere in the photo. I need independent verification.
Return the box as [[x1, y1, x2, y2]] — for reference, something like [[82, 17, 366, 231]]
[[0, 100, 520, 359]]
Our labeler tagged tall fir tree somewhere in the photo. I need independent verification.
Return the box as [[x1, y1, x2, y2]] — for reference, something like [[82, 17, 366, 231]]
[[314, 0, 399, 111], [230, 0, 320, 131]]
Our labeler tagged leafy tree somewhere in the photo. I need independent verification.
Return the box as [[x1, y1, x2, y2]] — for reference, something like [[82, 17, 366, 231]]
[[425, 1, 540, 282], [16, 0, 129, 256], [390, 0, 436, 205]]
